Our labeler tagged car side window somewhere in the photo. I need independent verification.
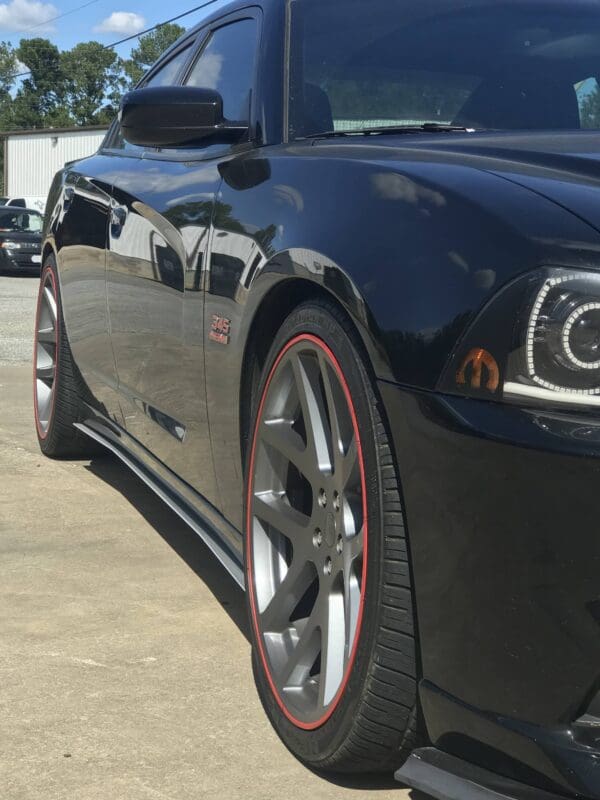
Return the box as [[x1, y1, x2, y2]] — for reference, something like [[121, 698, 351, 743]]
[[145, 44, 194, 88], [576, 77, 600, 128], [23, 213, 42, 232], [185, 19, 258, 125]]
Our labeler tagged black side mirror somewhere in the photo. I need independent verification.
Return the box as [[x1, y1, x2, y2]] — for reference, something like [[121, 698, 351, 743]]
[[120, 86, 249, 148]]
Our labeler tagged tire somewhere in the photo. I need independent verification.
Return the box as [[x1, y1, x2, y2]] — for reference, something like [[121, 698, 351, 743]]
[[244, 299, 422, 773], [33, 256, 97, 457]]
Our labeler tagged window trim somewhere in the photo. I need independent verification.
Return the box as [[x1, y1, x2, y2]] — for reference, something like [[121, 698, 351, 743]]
[[283, 0, 292, 143]]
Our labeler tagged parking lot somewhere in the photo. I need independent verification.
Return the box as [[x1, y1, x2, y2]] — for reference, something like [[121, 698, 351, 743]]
[[0, 275, 421, 800]]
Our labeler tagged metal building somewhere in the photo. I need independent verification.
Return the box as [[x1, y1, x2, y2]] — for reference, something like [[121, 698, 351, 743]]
[[2, 126, 109, 204]]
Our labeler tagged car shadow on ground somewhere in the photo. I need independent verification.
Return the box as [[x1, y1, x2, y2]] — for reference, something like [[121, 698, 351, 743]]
[[84, 453, 430, 799], [85, 453, 250, 641], [312, 771, 428, 796]]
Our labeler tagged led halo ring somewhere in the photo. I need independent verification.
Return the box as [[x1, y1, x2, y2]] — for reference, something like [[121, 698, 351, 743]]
[[562, 301, 600, 370], [526, 272, 600, 396]]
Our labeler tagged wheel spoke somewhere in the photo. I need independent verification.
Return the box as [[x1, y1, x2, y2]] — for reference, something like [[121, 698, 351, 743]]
[[339, 491, 362, 539], [36, 362, 55, 382], [342, 561, 361, 657], [318, 353, 343, 472], [276, 615, 320, 691], [37, 326, 56, 345], [261, 418, 311, 477], [344, 527, 364, 566], [253, 492, 311, 549], [291, 354, 332, 475], [318, 582, 346, 707], [43, 286, 57, 324], [340, 436, 359, 492], [260, 556, 313, 633], [35, 379, 52, 422]]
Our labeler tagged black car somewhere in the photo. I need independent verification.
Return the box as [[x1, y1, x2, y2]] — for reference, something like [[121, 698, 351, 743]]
[[0, 208, 43, 273], [33, 1, 600, 798]]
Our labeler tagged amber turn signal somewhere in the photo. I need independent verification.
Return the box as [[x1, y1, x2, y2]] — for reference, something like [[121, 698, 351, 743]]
[[456, 348, 500, 393]]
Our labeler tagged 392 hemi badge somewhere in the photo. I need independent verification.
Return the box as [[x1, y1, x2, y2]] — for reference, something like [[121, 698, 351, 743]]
[[209, 314, 232, 345]]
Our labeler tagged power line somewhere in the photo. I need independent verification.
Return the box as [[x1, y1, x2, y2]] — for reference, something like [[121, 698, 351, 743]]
[[9, 0, 219, 81], [106, 0, 218, 48], [22, 0, 100, 34]]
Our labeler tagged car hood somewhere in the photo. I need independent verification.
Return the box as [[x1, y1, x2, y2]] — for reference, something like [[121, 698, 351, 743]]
[[371, 130, 600, 236], [0, 231, 41, 243]]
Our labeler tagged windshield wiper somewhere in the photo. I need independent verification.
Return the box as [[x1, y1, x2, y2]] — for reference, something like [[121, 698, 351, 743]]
[[303, 123, 478, 140]]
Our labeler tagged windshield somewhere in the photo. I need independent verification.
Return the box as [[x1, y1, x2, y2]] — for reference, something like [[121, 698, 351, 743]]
[[0, 210, 43, 233], [288, 0, 600, 138]]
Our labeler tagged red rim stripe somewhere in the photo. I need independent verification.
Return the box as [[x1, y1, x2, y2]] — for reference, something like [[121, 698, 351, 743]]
[[246, 333, 369, 730], [33, 265, 59, 440]]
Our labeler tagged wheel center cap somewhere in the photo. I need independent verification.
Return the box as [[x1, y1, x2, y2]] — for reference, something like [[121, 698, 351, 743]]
[[324, 512, 336, 548]]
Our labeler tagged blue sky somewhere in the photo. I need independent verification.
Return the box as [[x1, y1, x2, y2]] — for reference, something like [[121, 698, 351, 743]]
[[0, 0, 201, 59]]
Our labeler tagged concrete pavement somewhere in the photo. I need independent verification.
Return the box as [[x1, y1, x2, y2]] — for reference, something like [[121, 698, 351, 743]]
[[0, 275, 423, 800]]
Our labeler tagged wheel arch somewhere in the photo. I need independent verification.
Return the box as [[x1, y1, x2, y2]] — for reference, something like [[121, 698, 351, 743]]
[[239, 272, 386, 471], [41, 240, 56, 267]]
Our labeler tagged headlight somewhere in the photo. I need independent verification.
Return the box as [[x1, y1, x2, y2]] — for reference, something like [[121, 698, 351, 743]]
[[1, 241, 21, 249], [440, 267, 600, 409]]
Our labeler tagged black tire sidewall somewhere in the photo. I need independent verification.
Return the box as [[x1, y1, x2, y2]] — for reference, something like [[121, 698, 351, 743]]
[[244, 301, 387, 767], [34, 256, 62, 453]]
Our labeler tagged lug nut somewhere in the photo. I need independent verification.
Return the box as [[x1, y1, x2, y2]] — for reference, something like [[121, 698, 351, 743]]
[[318, 488, 327, 508], [313, 529, 323, 548], [336, 535, 343, 554], [333, 491, 340, 512], [324, 557, 332, 576]]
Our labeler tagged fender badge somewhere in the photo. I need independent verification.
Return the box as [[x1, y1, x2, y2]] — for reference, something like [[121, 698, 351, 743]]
[[456, 348, 500, 392], [209, 314, 231, 345]]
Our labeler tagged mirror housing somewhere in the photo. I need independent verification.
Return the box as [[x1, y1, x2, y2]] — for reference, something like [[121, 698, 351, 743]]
[[119, 86, 249, 148]]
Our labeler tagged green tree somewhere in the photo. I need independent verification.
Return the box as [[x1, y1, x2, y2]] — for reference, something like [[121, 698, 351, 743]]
[[124, 23, 185, 87], [61, 42, 125, 125], [0, 42, 17, 101], [581, 85, 600, 129], [10, 38, 66, 128], [0, 42, 17, 130]]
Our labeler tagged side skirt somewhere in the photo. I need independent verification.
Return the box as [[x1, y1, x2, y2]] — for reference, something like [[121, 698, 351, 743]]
[[74, 420, 245, 589], [396, 748, 566, 800]]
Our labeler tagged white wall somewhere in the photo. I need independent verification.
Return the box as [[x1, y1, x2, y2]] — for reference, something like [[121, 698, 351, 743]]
[[6, 128, 108, 198]]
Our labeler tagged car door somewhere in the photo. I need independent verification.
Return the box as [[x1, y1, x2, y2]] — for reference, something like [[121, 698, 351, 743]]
[[50, 162, 123, 422], [105, 14, 261, 506]]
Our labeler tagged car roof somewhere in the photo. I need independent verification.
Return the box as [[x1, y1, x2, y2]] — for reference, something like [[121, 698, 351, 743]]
[[161, 0, 268, 60], [0, 206, 43, 214]]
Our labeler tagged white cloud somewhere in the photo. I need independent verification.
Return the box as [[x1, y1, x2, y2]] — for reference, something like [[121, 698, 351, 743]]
[[94, 10, 145, 35], [187, 53, 222, 90], [0, 0, 57, 32]]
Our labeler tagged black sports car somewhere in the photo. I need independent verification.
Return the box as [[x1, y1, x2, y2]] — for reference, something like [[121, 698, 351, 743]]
[[0, 208, 43, 273], [34, 1, 600, 797]]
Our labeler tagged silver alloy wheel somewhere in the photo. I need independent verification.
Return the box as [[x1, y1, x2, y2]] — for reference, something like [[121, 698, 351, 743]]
[[247, 335, 367, 729], [35, 269, 58, 436]]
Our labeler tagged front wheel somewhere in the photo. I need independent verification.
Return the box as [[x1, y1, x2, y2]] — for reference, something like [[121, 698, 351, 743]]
[[245, 300, 421, 773]]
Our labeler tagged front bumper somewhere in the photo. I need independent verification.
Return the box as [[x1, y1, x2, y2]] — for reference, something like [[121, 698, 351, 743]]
[[0, 249, 42, 272], [397, 748, 566, 800], [380, 382, 600, 798]]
